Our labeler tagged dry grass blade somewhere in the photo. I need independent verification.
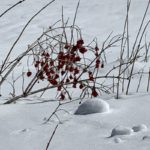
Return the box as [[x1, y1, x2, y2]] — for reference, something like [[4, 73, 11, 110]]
[[45, 124, 59, 150], [0, 0, 25, 18], [0, 0, 56, 78]]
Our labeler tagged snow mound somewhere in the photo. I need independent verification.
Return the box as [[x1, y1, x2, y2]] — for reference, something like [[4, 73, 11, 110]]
[[74, 98, 110, 115], [110, 126, 133, 137], [114, 137, 123, 143], [143, 135, 150, 140], [132, 124, 147, 132]]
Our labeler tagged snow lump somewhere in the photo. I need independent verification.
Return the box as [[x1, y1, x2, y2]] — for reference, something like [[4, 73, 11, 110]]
[[132, 124, 147, 132], [110, 126, 133, 137], [74, 98, 110, 115]]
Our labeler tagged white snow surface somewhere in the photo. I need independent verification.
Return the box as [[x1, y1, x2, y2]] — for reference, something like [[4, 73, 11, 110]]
[[1, 0, 150, 150]]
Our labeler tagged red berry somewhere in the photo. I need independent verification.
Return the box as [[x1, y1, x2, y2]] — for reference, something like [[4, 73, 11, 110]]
[[54, 74, 59, 79], [60, 93, 65, 100], [57, 86, 62, 91], [74, 56, 81, 62], [69, 75, 73, 80], [74, 67, 80, 75], [88, 72, 94, 81], [50, 69, 55, 74], [45, 53, 50, 57], [50, 61, 54, 66], [96, 59, 100, 64], [61, 70, 65, 76], [95, 52, 99, 57], [79, 83, 84, 89], [92, 88, 98, 97], [66, 78, 70, 83], [64, 43, 70, 49], [49, 79, 58, 85], [39, 75, 45, 80], [79, 47, 87, 54], [95, 63, 100, 68], [71, 45, 78, 52], [43, 63, 49, 72], [95, 46, 99, 51], [73, 83, 77, 88], [101, 63, 104, 68], [76, 39, 84, 49], [88, 71, 92, 75], [77, 39, 84, 46], [69, 66, 74, 72], [34, 61, 40, 68], [89, 76, 94, 81], [27, 71, 32, 77]]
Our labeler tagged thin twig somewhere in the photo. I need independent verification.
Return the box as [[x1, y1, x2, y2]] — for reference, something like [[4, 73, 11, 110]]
[[0, 0, 56, 74], [45, 124, 59, 150], [0, 0, 25, 18]]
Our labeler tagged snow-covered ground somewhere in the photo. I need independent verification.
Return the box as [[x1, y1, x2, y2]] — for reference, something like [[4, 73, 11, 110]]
[[0, 0, 150, 150]]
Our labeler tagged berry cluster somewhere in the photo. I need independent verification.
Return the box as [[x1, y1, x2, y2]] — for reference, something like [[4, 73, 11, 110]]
[[27, 39, 104, 100]]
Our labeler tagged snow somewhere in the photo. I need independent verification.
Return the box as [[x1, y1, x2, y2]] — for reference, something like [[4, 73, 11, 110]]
[[109, 125, 134, 137], [132, 124, 148, 132], [1, 0, 150, 150], [74, 98, 110, 115], [114, 137, 123, 143]]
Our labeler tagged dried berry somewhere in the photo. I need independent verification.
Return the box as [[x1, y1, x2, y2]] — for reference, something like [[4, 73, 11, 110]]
[[88, 72, 94, 81], [27, 71, 32, 77], [101, 63, 104, 68], [66, 78, 70, 83], [89, 76, 94, 81], [34, 61, 40, 68], [77, 39, 84, 48], [69, 74, 73, 80], [73, 83, 77, 88], [64, 43, 70, 49], [79, 47, 87, 54], [95, 63, 100, 68], [79, 83, 84, 89], [71, 45, 78, 52], [69, 66, 74, 72], [57, 86, 62, 91], [54, 74, 59, 79], [45, 53, 50, 57], [92, 88, 98, 97], [74, 56, 81, 62], [95, 46, 99, 51], [61, 70, 65, 76], [74, 67, 80, 75], [50, 69, 55, 74], [39, 75, 45, 80], [96, 59, 100, 64], [95, 52, 99, 57], [49, 79, 58, 85], [60, 93, 65, 100], [50, 61, 54, 66]]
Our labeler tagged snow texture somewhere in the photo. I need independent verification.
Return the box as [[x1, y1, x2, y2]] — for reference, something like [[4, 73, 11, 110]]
[[1, 0, 150, 150], [74, 98, 110, 115]]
